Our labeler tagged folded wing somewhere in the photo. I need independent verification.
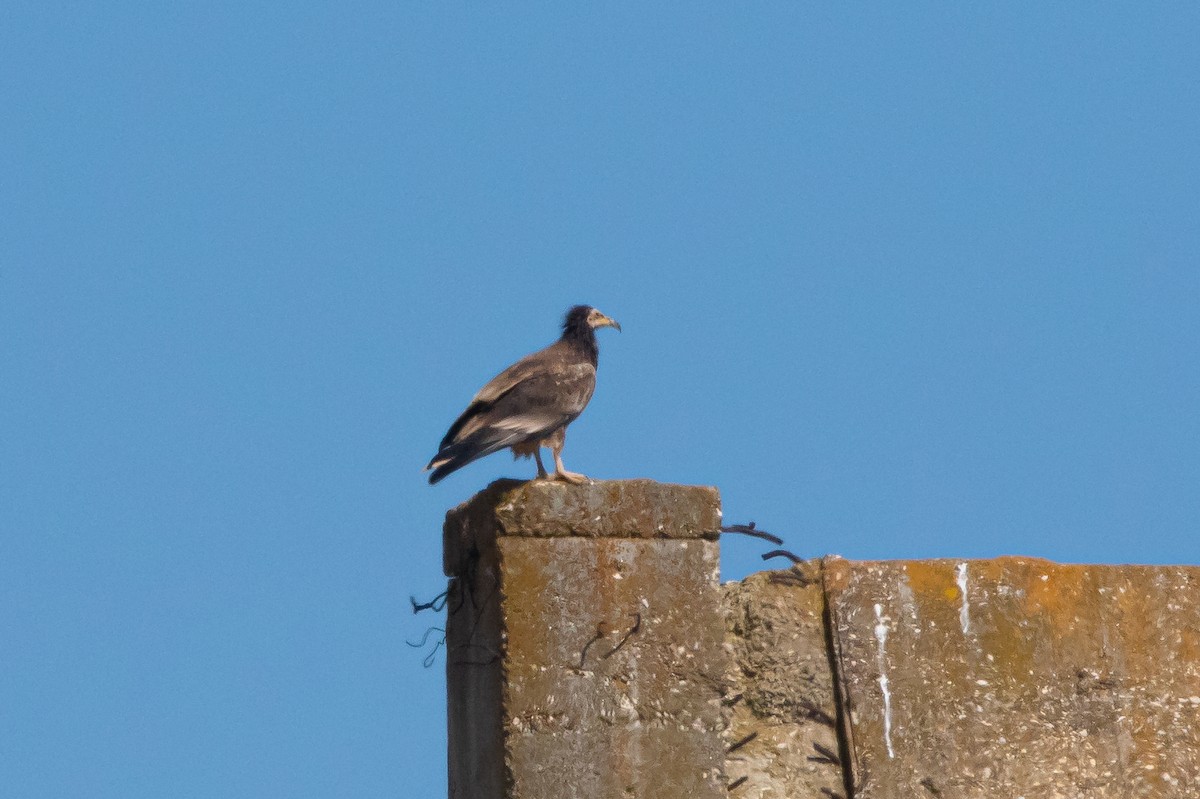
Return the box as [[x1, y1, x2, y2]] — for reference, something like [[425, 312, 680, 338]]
[[427, 352, 596, 484]]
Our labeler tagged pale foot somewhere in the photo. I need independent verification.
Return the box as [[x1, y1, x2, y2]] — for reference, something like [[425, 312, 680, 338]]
[[550, 443, 588, 484], [552, 470, 589, 485]]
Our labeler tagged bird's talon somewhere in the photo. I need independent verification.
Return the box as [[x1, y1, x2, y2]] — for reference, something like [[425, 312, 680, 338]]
[[554, 471, 589, 485]]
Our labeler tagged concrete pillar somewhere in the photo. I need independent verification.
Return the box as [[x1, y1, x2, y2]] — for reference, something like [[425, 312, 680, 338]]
[[722, 568, 845, 798], [443, 479, 727, 799]]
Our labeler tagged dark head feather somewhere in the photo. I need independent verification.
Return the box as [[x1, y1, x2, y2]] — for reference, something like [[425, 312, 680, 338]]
[[561, 305, 594, 335], [560, 304, 599, 365]]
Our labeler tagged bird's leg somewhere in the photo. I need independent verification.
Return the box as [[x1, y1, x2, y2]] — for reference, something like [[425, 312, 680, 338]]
[[533, 449, 549, 480], [550, 436, 588, 485]]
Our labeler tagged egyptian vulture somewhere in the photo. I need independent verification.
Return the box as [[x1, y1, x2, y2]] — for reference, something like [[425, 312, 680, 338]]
[[425, 305, 621, 485]]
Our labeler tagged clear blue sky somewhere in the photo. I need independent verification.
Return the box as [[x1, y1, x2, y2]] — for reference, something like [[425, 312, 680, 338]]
[[3, 4, 1198, 797]]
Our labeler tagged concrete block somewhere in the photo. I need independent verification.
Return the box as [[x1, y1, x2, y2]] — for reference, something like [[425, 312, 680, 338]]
[[444, 479, 726, 799], [443, 479, 721, 576], [826, 556, 1200, 798]]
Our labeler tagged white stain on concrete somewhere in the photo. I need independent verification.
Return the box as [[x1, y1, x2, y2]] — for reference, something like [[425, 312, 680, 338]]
[[898, 571, 919, 626], [874, 603, 895, 758], [956, 562, 971, 634]]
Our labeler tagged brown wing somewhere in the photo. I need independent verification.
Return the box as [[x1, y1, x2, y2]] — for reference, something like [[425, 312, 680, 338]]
[[470, 347, 557, 405], [426, 351, 596, 483], [436, 341, 561, 450]]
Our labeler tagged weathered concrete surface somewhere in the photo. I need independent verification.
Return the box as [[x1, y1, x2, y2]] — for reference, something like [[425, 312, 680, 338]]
[[443, 478, 721, 575], [826, 556, 1200, 798], [722, 566, 845, 799], [445, 481, 1200, 798], [444, 479, 727, 799], [444, 509, 504, 799], [503, 536, 725, 798]]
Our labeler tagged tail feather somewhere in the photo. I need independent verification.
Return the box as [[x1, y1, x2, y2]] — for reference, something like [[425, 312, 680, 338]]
[[428, 458, 466, 485], [425, 429, 526, 484]]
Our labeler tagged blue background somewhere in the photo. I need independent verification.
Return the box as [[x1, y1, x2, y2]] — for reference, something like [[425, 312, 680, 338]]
[[3, 4, 1198, 797]]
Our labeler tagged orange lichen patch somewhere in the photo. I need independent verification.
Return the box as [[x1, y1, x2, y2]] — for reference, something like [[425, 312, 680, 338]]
[[901, 560, 958, 602], [981, 555, 1059, 570], [1018, 561, 1093, 627], [828, 558, 1200, 797], [899, 561, 968, 636], [497, 540, 560, 669], [1178, 625, 1200, 666], [968, 556, 1054, 591]]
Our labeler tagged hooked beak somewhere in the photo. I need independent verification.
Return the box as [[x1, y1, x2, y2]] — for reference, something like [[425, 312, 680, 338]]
[[597, 314, 621, 332]]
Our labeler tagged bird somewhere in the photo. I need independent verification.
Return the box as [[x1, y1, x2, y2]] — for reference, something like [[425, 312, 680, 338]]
[[425, 305, 621, 485]]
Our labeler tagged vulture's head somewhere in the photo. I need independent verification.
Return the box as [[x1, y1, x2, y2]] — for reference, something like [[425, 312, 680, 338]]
[[563, 305, 621, 335]]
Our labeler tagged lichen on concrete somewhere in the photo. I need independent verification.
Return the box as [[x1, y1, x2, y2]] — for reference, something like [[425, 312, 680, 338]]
[[443, 479, 721, 577], [503, 535, 726, 798], [826, 556, 1200, 799], [444, 480, 1200, 799], [444, 479, 727, 799]]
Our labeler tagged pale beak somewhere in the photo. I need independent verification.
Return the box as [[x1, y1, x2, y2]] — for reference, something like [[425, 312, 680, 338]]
[[596, 314, 621, 332]]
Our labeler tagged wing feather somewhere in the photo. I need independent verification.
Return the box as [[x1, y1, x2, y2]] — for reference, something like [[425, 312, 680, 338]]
[[427, 352, 596, 483]]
